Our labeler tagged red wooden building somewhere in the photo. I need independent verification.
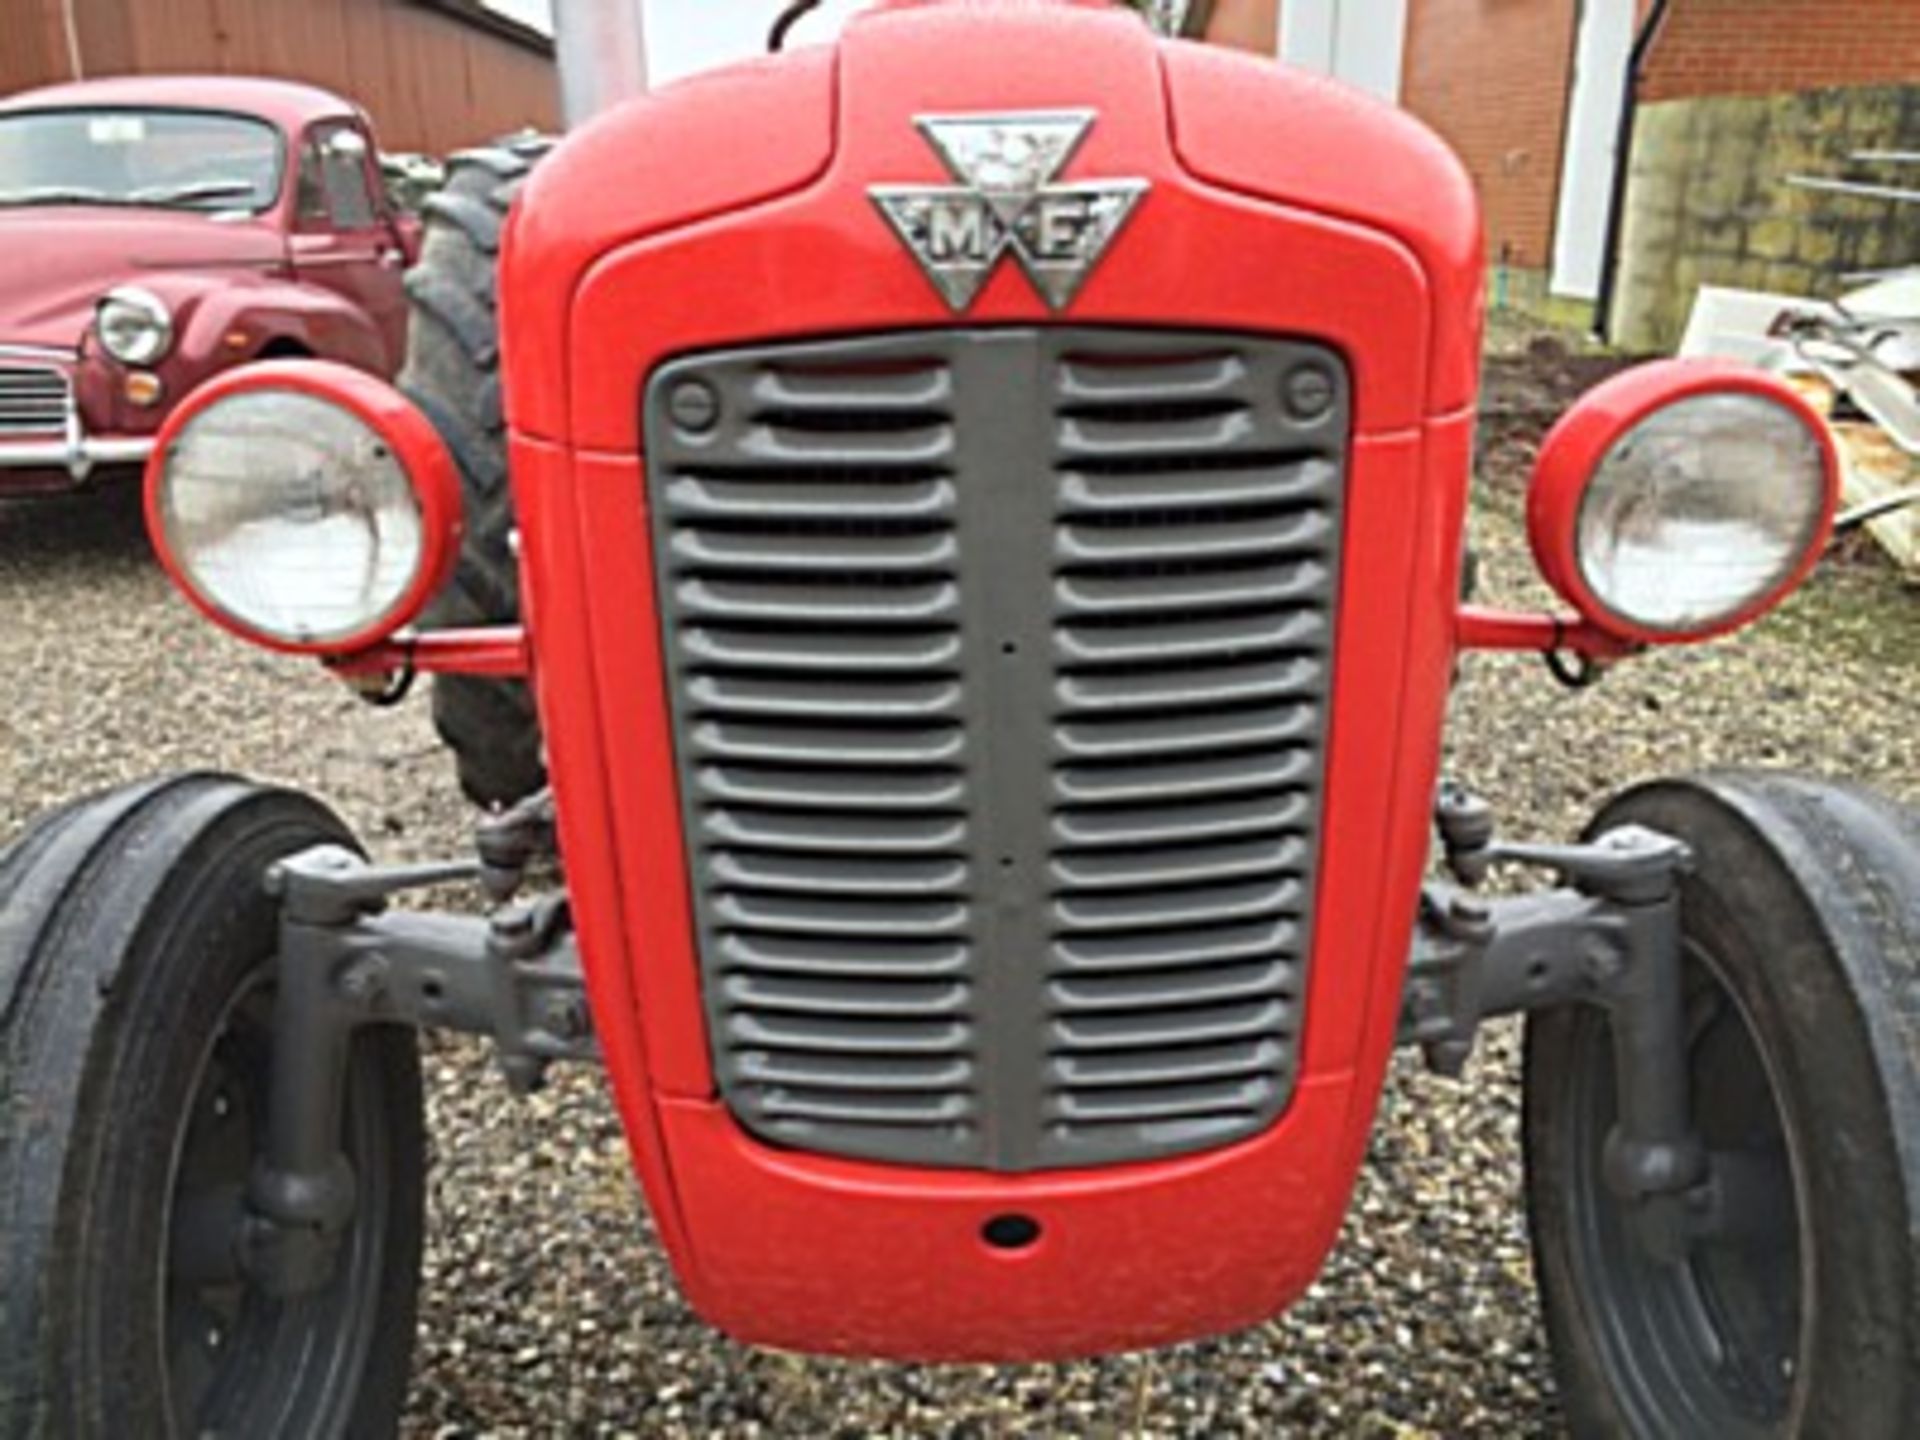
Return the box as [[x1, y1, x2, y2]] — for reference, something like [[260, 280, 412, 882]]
[[0, 0, 559, 154]]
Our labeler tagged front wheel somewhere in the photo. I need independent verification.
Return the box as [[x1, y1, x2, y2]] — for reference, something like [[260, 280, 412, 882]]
[[1525, 773, 1920, 1438], [0, 776, 424, 1438]]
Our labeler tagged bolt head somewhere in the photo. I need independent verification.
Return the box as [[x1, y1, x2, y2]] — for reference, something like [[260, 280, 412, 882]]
[[1448, 893, 1491, 926], [667, 379, 720, 434], [545, 994, 590, 1041], [1583, 940, 1625, 985], [339, 958, 389, 1004], [1283, 364, 1336, 421], [492, 905, 536, 940]]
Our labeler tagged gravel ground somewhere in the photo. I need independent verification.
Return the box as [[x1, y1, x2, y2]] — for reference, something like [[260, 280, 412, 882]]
[[2, 337, 1915, 1437]]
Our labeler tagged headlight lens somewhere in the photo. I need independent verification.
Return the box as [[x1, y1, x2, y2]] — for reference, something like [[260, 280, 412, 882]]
[[96, 287, 174, 366], [1573, 392, 1831, 635], [154, 389, 426, 647]]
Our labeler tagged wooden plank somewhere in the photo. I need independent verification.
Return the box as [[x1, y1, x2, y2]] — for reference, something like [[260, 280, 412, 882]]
[[0, 0, 73, 91], [126, 0, 221, 73], [1785, 175, 1920, 207], [73, 0, 137, 76], [1787, 374, 1920, 576]]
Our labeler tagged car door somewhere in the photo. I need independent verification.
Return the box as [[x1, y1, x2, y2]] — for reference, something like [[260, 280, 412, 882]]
[[285, 119, 409, 374]]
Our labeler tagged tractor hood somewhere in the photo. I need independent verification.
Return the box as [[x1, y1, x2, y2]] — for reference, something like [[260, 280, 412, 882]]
[[497, 0, 1486, 1362], [0, 208, 283, 350]]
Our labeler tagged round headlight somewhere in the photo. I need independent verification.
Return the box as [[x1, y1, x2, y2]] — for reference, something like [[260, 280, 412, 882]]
[[147, 363, 460, 654], [96, 286, 174, 366], [1529, 363, 1838, 643]]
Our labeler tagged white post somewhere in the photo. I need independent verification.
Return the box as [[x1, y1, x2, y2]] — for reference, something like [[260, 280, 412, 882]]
[[1280, 0, 1337, 71], [1337, 0, 1407, 104], [555, 0, 651, 128], [1551, 0, 1636, 300], [1281, 0, 1407, 104]]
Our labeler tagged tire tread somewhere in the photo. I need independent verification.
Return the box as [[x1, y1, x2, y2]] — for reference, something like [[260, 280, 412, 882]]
[[398, 140, 554, 807]]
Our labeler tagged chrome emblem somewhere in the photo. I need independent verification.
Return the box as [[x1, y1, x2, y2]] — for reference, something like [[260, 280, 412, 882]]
[[870, 110, 1149, 313]]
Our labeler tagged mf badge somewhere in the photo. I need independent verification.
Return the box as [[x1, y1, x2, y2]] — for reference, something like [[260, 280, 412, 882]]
[[870, 110, 1149, 313]]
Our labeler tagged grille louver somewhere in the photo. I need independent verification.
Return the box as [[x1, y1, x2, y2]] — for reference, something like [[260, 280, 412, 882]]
[[662, 353, 978, 1167], [647, 328, 1345, 1171], [0, 362, 71, 436], [1043, 346, 1336, 1165]]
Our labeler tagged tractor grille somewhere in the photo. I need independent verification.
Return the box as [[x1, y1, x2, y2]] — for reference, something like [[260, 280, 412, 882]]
[[0, 362, 71, 436], [645, 328, 1346, 1171]]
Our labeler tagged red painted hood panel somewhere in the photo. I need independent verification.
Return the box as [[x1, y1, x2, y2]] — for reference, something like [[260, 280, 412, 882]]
[[0, 208, 282, 348]]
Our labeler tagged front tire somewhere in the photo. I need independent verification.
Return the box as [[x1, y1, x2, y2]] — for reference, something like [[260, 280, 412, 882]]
[[1525, 773, 1920, 1438], [0, 776, 424, 1438]]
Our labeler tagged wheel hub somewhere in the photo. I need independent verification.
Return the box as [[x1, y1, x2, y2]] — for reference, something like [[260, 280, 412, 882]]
[[1566, 947, 1805, 1433], [161, 974, 392, 1438]]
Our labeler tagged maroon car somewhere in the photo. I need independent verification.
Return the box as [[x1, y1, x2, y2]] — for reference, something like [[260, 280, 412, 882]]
[[0, 75, 414, 494]]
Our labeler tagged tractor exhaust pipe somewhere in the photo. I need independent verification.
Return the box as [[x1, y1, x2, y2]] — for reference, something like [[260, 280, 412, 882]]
[[554, 0, 650, 128]]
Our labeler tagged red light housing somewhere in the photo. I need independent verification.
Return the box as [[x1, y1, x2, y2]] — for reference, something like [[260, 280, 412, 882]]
[[145, 360, 463, 657], [1526, 359, 1840, 646]]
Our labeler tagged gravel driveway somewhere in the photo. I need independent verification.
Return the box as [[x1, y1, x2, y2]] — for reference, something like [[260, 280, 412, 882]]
[[2, 342, 1914, 1437]]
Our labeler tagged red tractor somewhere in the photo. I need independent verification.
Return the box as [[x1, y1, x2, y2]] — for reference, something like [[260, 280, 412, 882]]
[[4, 2, 1917, 1434]]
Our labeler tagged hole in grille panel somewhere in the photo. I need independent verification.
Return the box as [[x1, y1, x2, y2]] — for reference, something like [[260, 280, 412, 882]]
[[981, 1213, 1042, 1250]]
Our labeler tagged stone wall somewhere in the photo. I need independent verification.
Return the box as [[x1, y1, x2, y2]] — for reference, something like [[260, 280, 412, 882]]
[[1611, 84, 1920, 352]]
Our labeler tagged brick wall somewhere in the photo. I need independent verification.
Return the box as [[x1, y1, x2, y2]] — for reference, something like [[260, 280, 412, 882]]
[[1607, 0, 1920, 348], [1395, 0, 1920, 289], [1642, 0, 1920, 104], [1398, 0, 1578, 270]]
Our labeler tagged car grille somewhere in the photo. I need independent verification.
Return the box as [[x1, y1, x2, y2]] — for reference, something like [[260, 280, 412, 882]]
[[645, 328, 1346, 1172], [0, 361, 71, 437]]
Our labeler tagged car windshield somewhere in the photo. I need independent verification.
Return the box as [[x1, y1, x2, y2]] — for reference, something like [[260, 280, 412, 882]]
[[0, 108, 282, 213]]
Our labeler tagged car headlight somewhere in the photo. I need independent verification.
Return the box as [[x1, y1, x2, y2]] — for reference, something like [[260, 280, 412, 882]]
[[96, 286, 174, 366], [1528, 362, 1838, 643], [146, 361, 461, 654]]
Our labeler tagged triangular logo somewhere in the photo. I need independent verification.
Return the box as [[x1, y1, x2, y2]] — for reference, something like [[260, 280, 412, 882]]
[[868, 110, 1149, 313]]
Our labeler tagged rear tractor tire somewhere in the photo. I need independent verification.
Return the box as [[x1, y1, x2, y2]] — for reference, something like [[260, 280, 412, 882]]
[[0, 776, 425, 1439], [399, 136, 553, 808], [1525, 773, 1920, 1438]]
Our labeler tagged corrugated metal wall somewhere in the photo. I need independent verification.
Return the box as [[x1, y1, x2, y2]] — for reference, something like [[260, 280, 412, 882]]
[[2, 0, 559, 153]]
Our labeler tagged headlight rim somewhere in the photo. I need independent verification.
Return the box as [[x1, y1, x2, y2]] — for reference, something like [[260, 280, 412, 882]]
[[143, 359, 464, 657], [1525, 360, 1840, 646], [95, 284, 175, 367]]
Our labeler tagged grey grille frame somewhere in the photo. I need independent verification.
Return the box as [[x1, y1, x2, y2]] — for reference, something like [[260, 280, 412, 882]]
[[0, 362, 71, 436], [644, 327, 1346, 1172]]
